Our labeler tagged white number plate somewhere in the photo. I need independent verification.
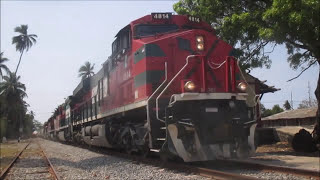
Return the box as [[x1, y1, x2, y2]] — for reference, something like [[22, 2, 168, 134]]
[[152, 13, 171, 20], [188, 16, 200, 22], [205, 107, 218, 112]]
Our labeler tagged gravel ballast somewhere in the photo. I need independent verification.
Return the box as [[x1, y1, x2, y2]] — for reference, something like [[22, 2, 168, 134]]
[[5, 142, 53, 180], [39, 139, 207, 180], [39, 138, 317, 180]]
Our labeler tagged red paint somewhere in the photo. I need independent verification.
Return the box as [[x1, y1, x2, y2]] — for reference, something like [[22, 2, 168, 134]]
[[225, 57, 230, 92], [230, 57, 236, 92], [201, 56, 207, 92]]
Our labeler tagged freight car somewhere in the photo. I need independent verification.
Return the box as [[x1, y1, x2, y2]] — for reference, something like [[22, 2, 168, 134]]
[[44, 13, 277, 162]]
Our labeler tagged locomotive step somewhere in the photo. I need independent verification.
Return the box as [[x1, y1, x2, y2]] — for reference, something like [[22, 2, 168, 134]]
[[150, 149, 160, 153]]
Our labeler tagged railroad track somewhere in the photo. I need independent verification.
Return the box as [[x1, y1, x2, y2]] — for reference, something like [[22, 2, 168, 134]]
[[79, 142, 320, 180], [44, 139, 319, 180], [165, 162, 258, 180], [0, 140, 60, 180]]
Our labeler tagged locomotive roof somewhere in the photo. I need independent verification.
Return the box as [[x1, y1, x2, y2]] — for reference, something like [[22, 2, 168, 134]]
[[114, 13, 214, 38], [115, 25, 130, 37]]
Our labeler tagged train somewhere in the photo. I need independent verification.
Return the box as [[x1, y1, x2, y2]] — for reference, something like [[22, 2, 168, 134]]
[[43, 13, 277, 162]]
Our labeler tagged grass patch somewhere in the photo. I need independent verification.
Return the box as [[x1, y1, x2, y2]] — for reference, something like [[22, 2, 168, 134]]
[[0, 142, 27, 173]]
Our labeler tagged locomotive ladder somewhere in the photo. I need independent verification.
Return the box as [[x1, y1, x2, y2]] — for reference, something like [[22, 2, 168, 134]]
[[146, 62, 167, 152], [150, 55, 202, 153]]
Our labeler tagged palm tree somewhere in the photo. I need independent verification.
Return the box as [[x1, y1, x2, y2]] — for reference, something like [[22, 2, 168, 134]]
[[78, 61, 95, 79], [0, 52, 10, 79], [0, 71, 27, 100], [0, 71, 27, 137], [12, 24, 37, 75], [0, 71, 27, 120]]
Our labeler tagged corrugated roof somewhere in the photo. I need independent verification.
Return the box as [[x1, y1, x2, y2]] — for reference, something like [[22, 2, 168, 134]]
[[246, 73, 280, 94], [262, 107, 317, 121]]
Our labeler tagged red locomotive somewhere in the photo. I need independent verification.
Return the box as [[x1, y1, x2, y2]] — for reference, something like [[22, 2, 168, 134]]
[[44, 13, 277, 162]]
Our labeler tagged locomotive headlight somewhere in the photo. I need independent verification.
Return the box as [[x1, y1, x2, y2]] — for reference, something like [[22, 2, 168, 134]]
[[237, 82, 247, 92], [184, 81, 196, 91], [197, 43, 204, 51], [196, 36, 204, 43], [196, 36, 204, 51]]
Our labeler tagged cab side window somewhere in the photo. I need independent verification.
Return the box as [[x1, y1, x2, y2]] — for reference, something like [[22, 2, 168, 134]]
[[112, 26, 131, 57]]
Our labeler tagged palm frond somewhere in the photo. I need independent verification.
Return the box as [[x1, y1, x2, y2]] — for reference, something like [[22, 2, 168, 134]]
[[12, 25, 38, 53], [0, 52, 9, 62], [78, 61, 95, 78], [0, 52, 10, 78], [14, 25, 28, 35]]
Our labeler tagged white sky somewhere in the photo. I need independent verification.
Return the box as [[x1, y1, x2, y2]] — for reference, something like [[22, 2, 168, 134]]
[[1, 1, 318, 123]]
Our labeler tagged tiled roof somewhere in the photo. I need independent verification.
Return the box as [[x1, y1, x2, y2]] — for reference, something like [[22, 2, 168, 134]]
[[262, 107, 317, 121]]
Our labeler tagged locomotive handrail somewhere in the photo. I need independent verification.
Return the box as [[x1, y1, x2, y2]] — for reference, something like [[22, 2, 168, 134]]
[[146, 62, 168, 123], [156, 55, 202, 122], [235, 60, 260, 106]]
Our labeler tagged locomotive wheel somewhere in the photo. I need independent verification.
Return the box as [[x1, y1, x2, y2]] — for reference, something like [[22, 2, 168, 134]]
[[124, 136, 133, 155], [125, 145, 133, 155], [141, 145, 150, 158]]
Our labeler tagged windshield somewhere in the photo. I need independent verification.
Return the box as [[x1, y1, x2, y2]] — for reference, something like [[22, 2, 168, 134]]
[[135, 24, 179, 38]]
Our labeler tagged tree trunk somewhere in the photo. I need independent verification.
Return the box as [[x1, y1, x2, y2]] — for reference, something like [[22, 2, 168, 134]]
[[15, 51, 24, 75], [314, 61, 320, 141], [315, 62, 320, 120]]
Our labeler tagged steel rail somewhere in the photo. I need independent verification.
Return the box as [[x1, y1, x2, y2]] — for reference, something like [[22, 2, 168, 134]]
[[225, 159, 320, 179], [37, 142, 60, 180], [0, 142, 30, 180], [167, 163, 258, 180]]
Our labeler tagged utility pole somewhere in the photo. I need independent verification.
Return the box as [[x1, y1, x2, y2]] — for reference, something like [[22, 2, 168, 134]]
[[291, 91, 293, 110], [308, 81, 311, 107]]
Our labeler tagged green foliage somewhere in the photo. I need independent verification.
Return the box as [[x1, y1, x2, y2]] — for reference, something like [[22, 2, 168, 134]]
[[23, 113, 34, 137], [283, 100, 292, 110], [262, 104, 284, 117], [78, 61, 95, 79], [0, 71, 27, 138], [0, 116, 7, 139], [173, 0, 319, 71], [32, 119, 43, 131], [0, 52, 10, 79], [0, 25, 38, 139], [0, 71, 27, 101]]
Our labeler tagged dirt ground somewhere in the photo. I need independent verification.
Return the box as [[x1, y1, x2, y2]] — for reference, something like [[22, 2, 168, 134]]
[[252, 137, 320, 171], [251, 147, 320, 171], [256, 141, 319, 157], [0, 140, 29, 173]]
